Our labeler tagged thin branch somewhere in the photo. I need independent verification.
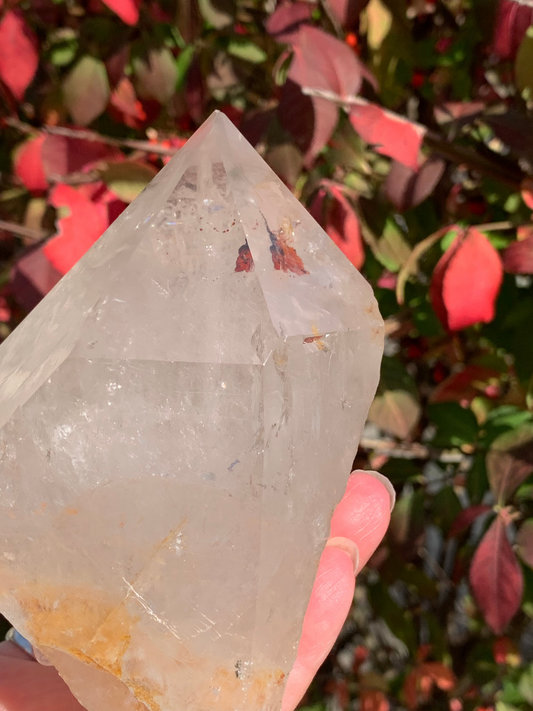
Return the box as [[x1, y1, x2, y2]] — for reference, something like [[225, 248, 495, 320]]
[[4, 118, 178, 157], [359, 437, 468, 463], [302, 88, 525, 189], [0, 219, 50, 241]]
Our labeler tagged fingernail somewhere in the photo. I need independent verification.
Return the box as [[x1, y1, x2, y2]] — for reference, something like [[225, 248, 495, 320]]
[[325, 537, 360, 575], [364, 470, 396, 512]]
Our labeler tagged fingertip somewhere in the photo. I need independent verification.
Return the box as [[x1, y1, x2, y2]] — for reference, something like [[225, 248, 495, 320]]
[[347, 470, 395, 512], [330, 470, 392, 570]]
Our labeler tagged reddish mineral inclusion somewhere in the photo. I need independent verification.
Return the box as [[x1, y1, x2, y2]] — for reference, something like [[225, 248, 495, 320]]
[[0, 112, 383, 711]]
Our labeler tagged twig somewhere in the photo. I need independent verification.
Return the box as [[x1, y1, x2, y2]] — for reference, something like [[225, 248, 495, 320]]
[[0, 219, 50, 241], [301, 88, 525, 189], [359, 437, 468, 463], [4, 118, 179, 157], [474, 220, 515, 232]]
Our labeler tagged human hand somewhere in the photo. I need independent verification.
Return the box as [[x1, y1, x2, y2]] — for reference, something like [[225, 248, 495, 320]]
[[0, 470, 393, 711]]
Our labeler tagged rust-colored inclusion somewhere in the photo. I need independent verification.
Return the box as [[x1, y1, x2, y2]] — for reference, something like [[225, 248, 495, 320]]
[[235, 217, 308, 276], [235, 241, 254, 272]]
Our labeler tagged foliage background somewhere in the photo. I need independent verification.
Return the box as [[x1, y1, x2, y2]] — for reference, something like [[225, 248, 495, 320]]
[[1, 0, 533, 709]]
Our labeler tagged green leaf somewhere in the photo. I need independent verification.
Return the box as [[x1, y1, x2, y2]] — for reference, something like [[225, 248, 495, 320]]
[[516, 26, 533, 99], [62, 56, 110, 126], [175, 45, 195, 92], [519, 665, 533, 704], [428, 402, 478, 447], [373, 219, 411, 272], [432, 486, 462, 534], [101, 161, 159, 203], [198, 0, 234, 29], [133, 48, 178, 104], [227, 38, 267, 64]]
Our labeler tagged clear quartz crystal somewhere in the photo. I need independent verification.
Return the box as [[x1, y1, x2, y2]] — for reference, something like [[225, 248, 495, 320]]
[[0, 112, 383, 711]]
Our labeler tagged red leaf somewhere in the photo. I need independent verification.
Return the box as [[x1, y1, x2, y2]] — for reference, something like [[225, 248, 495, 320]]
[[44, 185, 108, 275], [13, 135, 47, 193], [385, 157, 445, 211], [503, 233, 533, 274], [493, 0, 533, 60], [448, 504, 491, 539], [109, 77, 147, 129], [279, 26, 373, 164], [102, 0, 140, 24], [431, 365, 501, 404], [349, 104, 425, 171], [310, 185, 364, 268], [266, 1, 312, 43], [469, 513, 524, 634], [41, 136, 119, 180], [290, 25, 369, 99], [430, 228, 503, 331], [0, 10, 39, 100], [517, 518, 533, 569]]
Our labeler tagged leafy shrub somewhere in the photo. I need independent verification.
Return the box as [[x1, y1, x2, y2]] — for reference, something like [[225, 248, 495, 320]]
[[1, 0, 533, 710]]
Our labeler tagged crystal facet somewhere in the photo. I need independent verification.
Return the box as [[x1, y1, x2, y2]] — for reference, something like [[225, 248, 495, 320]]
[[0, 112, 383, 711]]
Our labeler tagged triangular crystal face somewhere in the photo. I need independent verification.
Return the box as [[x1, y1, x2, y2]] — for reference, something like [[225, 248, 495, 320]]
[[0, 112, 383, 711]]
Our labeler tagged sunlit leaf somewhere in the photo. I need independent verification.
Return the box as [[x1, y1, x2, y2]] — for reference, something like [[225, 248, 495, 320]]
[[63, 56, 110, 126]]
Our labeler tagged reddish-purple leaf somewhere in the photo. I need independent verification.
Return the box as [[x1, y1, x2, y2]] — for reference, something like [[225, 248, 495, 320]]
[[44, 185, 109, 275], [349, 104, 425, 171], [176, 0, 203, 43], [448, 504, 492, 539], [309, 184, 364, 268], [487, 424, 533, 504], [265, 2, 313, 43], [278, 80, 338, 167], [517, 518, 533, 569], [430, 228, 503, 331], [431, 365, 501, 404], [0, 10, 39, 100], [102, 0, 140, 25], [470, 513, 524, 634], [13, 136, 47, 193], [385, 156, 445, 211], [11, 246, 62, 311], [41, 136, 119, 180], [493, 0, 533, 60], [503, 233, 533, 274]]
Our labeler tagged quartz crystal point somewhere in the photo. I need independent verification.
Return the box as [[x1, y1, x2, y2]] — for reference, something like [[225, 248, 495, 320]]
[[0, 112, 383, 711]]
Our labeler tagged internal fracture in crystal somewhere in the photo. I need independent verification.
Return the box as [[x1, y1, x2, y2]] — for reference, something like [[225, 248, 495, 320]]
[[0, 112, 383, 711]]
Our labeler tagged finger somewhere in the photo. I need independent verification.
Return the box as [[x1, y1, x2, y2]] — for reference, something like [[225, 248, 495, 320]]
[[281, 546, 355, 711], [329, 470, 394, 569], [281, 470, 393, 711], [0, 642, 84, 711]]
